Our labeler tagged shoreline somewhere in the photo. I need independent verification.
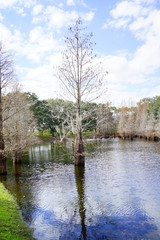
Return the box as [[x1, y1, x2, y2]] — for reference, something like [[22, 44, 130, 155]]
[[0, 183, 35, 240]]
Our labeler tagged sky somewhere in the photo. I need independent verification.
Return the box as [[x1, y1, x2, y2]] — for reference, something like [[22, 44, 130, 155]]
[[0, 0, 160, 106]]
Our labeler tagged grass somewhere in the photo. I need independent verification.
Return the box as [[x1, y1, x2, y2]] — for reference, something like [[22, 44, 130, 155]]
[[38, 131, 52, 138], [82, 130, 95, 135], [0, 183, 35, 240]]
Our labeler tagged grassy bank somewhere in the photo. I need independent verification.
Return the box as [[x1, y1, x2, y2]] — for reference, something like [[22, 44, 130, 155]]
[[0, 183, 35, 240]]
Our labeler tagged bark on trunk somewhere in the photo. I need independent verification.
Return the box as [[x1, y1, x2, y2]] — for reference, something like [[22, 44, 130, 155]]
[[13, 150, 22, 164], [74, 131, 85, 166]]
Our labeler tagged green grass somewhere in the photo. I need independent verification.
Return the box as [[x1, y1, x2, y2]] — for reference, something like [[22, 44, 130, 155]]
[[38, 131, 52, 138], [0, 183, 35, 240], [82, 130, 95, 135]]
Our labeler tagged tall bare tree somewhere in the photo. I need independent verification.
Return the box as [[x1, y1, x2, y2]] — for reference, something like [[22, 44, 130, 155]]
[[57, 19, 107, 166], [0, 42, 14, 174]]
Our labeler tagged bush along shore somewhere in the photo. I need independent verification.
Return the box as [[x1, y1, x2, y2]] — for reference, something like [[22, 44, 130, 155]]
[[0, 183, 35, 240]]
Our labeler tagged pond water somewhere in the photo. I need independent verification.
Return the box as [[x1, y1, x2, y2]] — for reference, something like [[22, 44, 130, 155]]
[[1, 139, 160, 239]]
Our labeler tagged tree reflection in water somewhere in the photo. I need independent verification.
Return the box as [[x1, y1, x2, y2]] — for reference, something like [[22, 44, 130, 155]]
[[75, 166, 87, 240]]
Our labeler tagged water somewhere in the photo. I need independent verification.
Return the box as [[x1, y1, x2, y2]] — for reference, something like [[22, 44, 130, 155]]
[[1, 139, 160, 239]]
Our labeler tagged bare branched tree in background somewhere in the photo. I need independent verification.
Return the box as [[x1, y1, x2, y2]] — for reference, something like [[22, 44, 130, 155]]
[[0, 42, 14, 174], [3, 85, 36, 164], [57, 19, 107, 166]]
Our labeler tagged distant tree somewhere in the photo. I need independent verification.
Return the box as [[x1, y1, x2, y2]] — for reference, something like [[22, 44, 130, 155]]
[[117, 107, 129, 138], [125, 108, 136, 139], [145, 113, 156, 137], [4, 87, 36, 164], [135, 102, 148, 136], [96, 103, 114, 135], [47, 98, 76, 139], [27, 92, 53, 134], [155, 111, 160, 137], [57, 19, 107, 166], [0, 42, 14, 174], [141, 96, 160, 119]]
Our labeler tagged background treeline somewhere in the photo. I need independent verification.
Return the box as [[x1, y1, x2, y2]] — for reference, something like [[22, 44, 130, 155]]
[[27, 93, 160, 141], [27, 92, 115, 139], [3, 89, 160, 163]]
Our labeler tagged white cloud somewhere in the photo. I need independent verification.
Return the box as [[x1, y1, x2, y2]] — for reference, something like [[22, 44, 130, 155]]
[[0, 22, 61, 63], [100, 54, 146, 85], [32, 4, 43, 16], [108, 83, 139, 106], [0, 22, 24, 54], [102, 0, 160, 104], [0, 22, 62, 97], [33, 5, 78, 30], [66, 0, 75, 6], [129, 9, 160, 40], [32, 5, 94, 31], [104, 0, 153, 29], [24, 27, 61, 62], [82, 11, 95, 22], [110, 1, 147, 19], [21, 63, 61, 100], [0, 0, 18, 9], [0, 0, 35, 9], [46, 6, 78, 30], [103, 18, 130, 29]]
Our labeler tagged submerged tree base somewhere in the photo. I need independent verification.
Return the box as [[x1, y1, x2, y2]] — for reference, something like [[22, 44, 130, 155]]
[[74, 133, 85, 166], [13, 150, 22, 165], [74, 152, 85, 166]]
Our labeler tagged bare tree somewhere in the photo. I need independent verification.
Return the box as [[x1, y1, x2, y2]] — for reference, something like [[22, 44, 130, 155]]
[[155, 112, 160, 137], [145, 113, 156, 139], [57, 19, 107, 166], [0, 42, 14, 174], [125, 109, 136, 139], [117, 107, 128, 139], [96, 103, 114, 136], [135, 102, 148, 137], [3, 86, 36, 164]]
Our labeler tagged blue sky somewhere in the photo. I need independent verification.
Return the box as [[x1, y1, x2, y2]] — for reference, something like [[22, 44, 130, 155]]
[[0, 0, 160, 106]]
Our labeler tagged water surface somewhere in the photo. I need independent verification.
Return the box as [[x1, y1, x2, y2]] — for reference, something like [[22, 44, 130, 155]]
[[1, 139, 160, 239]]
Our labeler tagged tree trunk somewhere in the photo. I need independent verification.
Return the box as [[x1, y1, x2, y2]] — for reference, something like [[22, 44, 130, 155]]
[[0, 85, 7, 175], [13, 150, 22, 164], [74, 130, 85, 166]]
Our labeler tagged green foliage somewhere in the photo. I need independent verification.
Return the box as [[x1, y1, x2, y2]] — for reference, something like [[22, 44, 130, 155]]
[[141, 96, 160, 119], [27, 92, 55, 134], [27, 93, 115, 136], [0, 183, 35, 240]]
